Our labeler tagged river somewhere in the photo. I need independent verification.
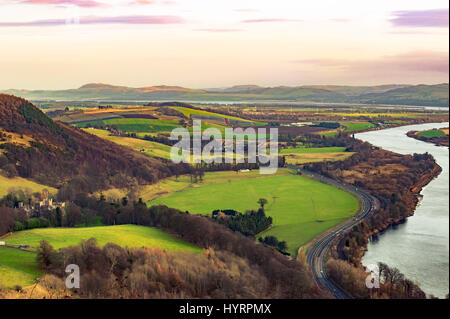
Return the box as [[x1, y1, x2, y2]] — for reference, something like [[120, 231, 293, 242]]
[[355, 122, 449, 298]]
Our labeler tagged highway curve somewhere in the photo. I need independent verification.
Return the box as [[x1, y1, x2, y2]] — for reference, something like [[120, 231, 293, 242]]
[[298, 168, 378, 299]]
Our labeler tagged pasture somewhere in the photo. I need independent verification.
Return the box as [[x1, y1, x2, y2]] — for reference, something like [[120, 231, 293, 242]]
[[343, 122, 377, 132], [149, 169, 359, 255], [75, 118, 180, 133], [417, 129, 447, 138], [0, 247, 42, 289], [283, 152, 354, 165], [0, 173, 57, 198], [280, 146, 354, 165], [321, 112, 424, 118], [2, 225, 201, 252], [0, 225, 200, 289], [280, 146, 347, 154], [83, 128, 171, 159], [171, 106, 266, 126]]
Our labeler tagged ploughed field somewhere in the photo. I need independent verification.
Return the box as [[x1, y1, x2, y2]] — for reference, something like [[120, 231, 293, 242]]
[[0, 225, 200, 289], [149, 169, 359, 255]]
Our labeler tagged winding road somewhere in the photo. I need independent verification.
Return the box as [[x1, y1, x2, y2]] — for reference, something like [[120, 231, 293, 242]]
[[296, 168, 378, 299]]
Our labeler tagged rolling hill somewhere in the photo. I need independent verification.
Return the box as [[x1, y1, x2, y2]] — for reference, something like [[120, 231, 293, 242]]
[[1, 83, 448, 107], [0, 94, 189, 199]]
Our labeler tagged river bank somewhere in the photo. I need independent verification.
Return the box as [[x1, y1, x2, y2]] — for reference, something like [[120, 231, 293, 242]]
[[357, 122, 449, 298]]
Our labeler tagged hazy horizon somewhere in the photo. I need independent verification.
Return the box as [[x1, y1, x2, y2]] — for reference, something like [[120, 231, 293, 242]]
[[2, 81, 449, 92], [0, 0, 448, 89]]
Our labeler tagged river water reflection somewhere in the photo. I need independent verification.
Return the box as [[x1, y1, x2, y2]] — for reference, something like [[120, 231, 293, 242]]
[[356, 122, 449, 298]]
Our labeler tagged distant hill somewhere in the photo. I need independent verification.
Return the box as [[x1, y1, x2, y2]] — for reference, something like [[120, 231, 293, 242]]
[[1, 83, 448, 107], [357, 84, 449, 107], [0, 94, 187, 199]]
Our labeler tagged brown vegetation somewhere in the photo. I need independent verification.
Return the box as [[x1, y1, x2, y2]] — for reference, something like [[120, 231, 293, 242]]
[[0, 94, 191, 198], [306, 137, 441, 298], [327, 259, 426, 299]]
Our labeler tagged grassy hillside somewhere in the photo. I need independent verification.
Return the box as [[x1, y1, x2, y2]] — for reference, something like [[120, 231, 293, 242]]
[[82, 128, 172, 159], [0, 247, 42, 289], [0, 225, 200, 289], [0, 173, 57, 198], [2, 224, 201, 252], [0, 94, 182, 195], [358, 84, 449, 107], [149, 169, 359, 255]]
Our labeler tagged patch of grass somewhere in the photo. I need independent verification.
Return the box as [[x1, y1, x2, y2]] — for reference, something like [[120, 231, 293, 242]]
[[259, 218, 348, 255], [0, 173, 57, 198], [2, 225, 201, 253], [343, 122, 377, 132], [172, 107, 251, 122], [75, 118, 180, 133], [149, 169, 359, 256], [383, 120, 408, 125], [172, 107, 267, 126], [280, 146, 347, 154], [0, 247, 42, 289], [417, 129, 446, 138], [83, 128, 172, 159], [322, 112, 423, 118], [283, 152, 354, 165], [320, 131, 339, 137]]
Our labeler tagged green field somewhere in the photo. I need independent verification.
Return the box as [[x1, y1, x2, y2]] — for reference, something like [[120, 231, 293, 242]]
[[343, 122, 377, 132], [172, 106, 266, 126], [149, 169, 359, 255], [75, 118, 180, 133], [0, 173, 57, 198], [417, 129, 446, 138], [0, 247, 42, 289], [280, 146, 347, 154], [83, 128, 172, 159], [2, 225, 201, 252], [171, 106, 249, 121], [322, 112, 423, 118], [0, 225, 200, 289]]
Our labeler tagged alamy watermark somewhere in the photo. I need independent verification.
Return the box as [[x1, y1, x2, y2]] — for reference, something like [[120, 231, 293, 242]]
[[365, 264, 380, 289], [65, 264, 80, 289], [169, 120, 279, 174]]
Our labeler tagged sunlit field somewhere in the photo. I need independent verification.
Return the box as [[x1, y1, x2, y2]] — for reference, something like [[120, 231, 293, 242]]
[[149, 169, 359, 255]]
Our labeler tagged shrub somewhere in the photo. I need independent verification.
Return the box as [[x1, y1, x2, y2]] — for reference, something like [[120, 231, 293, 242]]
[[27, 218, 40, 229], [13, 221, 25, 231]]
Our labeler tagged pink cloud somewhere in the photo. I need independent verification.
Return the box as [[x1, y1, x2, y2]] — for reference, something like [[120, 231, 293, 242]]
[[129, 0, 175, 5], [194, 28, 244, 33], [131, 0, 155, 4], [0, 15, 185, 27], [21, 0, 105, 7], [242, 18, 302, 23], [390, 9, 449, 28]]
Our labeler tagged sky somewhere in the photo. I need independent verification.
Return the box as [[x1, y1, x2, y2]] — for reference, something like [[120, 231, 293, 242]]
[[0, 0, 448, 89]]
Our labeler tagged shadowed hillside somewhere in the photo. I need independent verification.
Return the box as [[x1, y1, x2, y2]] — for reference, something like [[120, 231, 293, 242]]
[[0, 94, 189, 198]]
